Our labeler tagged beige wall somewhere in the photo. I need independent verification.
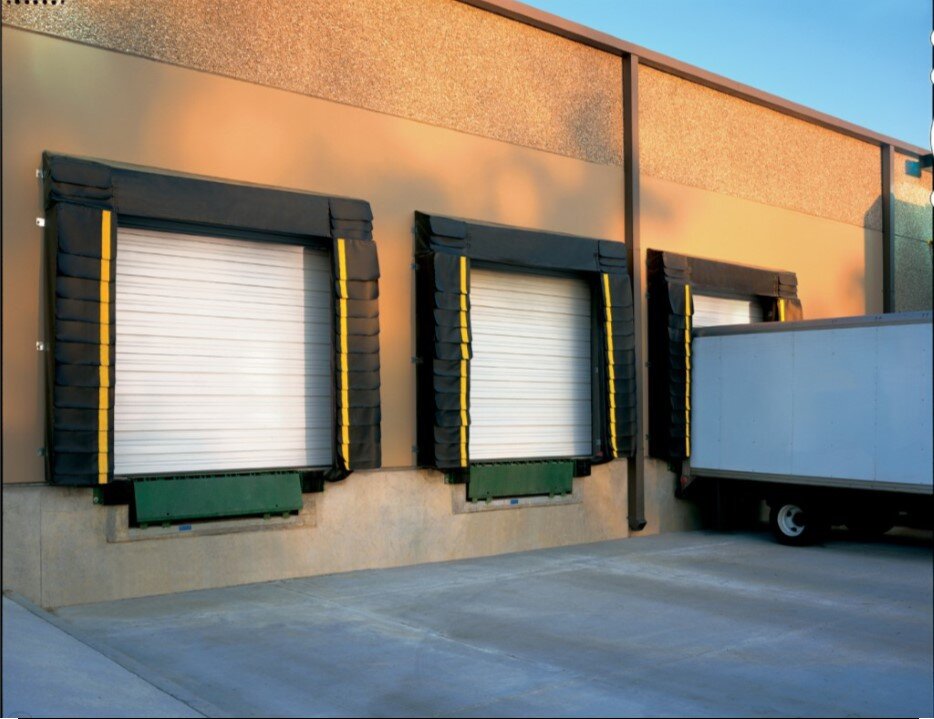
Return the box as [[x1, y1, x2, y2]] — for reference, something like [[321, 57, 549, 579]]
[[2, 28, 644, 606], [641, 174, 884, 319], [2, 27, 625, 484]]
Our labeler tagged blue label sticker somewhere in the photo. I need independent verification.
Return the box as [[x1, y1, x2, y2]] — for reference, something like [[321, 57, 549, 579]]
[[179, 524, 192, 532]]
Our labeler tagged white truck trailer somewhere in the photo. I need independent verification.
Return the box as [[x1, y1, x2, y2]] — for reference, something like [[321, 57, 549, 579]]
[[688, 311, 933, 545]]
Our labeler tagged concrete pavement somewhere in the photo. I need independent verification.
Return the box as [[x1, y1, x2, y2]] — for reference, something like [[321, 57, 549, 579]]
[[3, 529, 932, 717], [1, 596, 201, 718]]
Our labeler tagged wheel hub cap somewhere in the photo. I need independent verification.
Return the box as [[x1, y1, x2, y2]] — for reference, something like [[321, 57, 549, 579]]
[[777, 504, 806, 537]]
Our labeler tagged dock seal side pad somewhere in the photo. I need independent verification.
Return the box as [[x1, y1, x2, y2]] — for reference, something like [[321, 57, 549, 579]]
[[43, 152, 380, 485], [44, 198, 116, 486], [414, 216, 471, 471], [415, 211, 636, 474], [332, 205, 382, 473], [646, 250, 802, 463]]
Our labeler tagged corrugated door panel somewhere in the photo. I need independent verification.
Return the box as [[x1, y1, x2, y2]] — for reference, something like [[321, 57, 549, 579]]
[[469, 269, 591, 461], [692, 294, 763, 328], [114, 228, 332, 475]]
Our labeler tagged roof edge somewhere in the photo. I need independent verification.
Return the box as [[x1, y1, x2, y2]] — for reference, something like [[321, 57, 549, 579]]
[[461, 0, 930, 158]]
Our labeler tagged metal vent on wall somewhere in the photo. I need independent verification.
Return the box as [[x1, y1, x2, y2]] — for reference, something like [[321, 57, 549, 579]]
[[468, 268, 592, 461], [114, 228, 333, 475]]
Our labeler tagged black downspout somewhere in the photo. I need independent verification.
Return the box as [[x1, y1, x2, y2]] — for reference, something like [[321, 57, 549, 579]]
[[623, 53, 647, 532]]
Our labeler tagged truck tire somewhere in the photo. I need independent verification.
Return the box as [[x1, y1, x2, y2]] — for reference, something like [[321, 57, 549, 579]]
[[769, 500, 828, 546]]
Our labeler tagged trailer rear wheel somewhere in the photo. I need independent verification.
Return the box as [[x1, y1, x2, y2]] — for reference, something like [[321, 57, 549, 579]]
[[769, 501, 828, 546]]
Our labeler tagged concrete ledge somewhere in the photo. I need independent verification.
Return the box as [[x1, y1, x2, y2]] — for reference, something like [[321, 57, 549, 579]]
[[105, 496, 317, 543], [451, 478, 583, 514]]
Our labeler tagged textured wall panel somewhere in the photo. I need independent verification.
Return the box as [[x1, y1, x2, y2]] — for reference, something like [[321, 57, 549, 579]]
[[1, 0, 623, 164], [892, 155, 932, 311], [639, 66, 882, 229], [894, 153, 933, 243], [894, 234, 932, 312]]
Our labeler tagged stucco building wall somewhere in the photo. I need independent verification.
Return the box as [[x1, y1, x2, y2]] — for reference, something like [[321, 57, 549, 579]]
[[2, 27, 639, 607], [2, 0, 929, 607]]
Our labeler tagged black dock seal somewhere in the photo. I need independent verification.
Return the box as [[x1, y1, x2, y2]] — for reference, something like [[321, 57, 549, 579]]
[[414, 211, 637, 476], [646, 249, 801, 464], [42, 152, 381, 486]]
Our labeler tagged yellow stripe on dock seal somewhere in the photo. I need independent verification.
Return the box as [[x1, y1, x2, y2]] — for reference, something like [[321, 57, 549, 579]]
[[98, 210, 112, 484], [602, 274, 618, 459], [337, 238, 351, 466]]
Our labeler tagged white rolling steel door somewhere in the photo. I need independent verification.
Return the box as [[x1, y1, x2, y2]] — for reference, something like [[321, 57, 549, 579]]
[[692, 294, 763, 328], [114, 228, 332, 475], [469, 268, 592, 461]]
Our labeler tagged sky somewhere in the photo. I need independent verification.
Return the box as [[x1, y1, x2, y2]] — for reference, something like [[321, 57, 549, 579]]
[[525, 0, 932, 149]]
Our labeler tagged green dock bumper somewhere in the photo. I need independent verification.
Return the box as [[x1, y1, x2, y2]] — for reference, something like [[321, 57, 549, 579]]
[[133, 472, 303, 525], [467, 461, 574, 501]]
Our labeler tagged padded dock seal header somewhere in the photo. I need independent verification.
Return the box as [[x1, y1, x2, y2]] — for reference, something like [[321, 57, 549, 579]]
[[414, 212, 636, 474], [42, 152, 380, 485], [646, 250, 801, 463]]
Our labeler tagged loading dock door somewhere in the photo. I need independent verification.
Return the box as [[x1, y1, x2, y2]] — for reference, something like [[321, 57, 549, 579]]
[[692, 294, 763, 328], [469, 268, 592, 461], [114, 228, 333, 475]]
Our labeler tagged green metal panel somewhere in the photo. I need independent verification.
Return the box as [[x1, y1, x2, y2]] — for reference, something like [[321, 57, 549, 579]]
[[134, 473, 303, 525], [467, 461, 574, 502]]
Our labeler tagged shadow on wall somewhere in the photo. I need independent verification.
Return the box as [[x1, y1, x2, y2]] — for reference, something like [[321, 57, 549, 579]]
[[859, 196, 884, 317], [125, 80, 629, 239], [21, 49, 623, 240], [640, 185, 674, 226]]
